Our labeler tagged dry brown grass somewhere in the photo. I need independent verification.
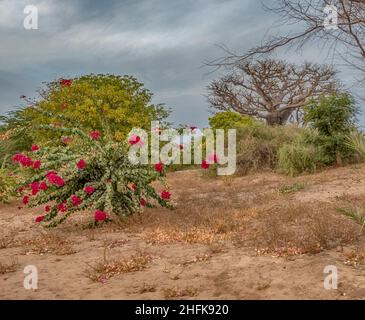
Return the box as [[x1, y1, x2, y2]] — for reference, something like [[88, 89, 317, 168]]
[[234, 202, 360, 256], [343, 248, 365, 268], [0, 236, 14, 249], [22, 233, 76, 255], [179, 253, 212, 267], [136, 194, 360, 256], [0, 257, 18, 274], [163, 286, 198, 299], [103, 238, 129, 249], [138, 283, 157, 294], [86, 251, 152, 282], [142, 228, 226, 245]]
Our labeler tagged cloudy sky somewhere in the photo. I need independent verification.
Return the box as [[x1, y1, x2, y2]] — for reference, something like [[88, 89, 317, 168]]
[[0, 0, 364, 127]]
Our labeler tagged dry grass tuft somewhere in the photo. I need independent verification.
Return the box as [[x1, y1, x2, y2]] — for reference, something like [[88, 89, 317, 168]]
[[278, 182, 305, 194], [86, 251, 152, 282], [163, 286, 198, 299], [179, 253, 212, 267], [138, 283, 157, 294], [22, 233, 76, 255], [343, 247, 365, 268], [0, 257, 18, 274], [142, 228, 227, 245], [235, 202, 360, 256], [103, 238, 129, 249], [0, 236, 14, 249]]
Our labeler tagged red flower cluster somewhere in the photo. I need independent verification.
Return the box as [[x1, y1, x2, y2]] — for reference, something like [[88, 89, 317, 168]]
[[39, 181, 48, 190], [12, 153, 33, 167], [140, 198, 147, 207], [84, 185, 95, 195], [95, 210, 107, 222], [30, 182, 40, 195], [154, 162, 164, 172], [89, 130, 101, 140], [71, 195, 82, 207], [61, 136, 72, 144], [161, 190, 171, 200], [31, 144, 40, 152], [207, 153, 219, 164], [22, 196, 29, 205], [58, 202, 67, 212], [12, 153, 41, 169], [77, 159, 86, 170], [47, 172, 65, 187], [60, 79, 73, 86], [201, 153, 219, 170], [33, 160, 41, 170], [35, 215, 45, 223], [129, 134, 141, 145], [201, 160, 210, 170]]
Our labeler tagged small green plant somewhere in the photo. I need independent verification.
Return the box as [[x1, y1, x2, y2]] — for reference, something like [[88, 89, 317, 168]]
[[304, 93, 359, 165], [337, 206, 365, 235], [346, 131, 365, 160], [0, 157, 16, 204], [278, 182, 305, 194]]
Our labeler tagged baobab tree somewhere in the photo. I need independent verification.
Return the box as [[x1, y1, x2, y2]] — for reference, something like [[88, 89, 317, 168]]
[[207, 59, 339, 125], [208, 0, 365, 76]]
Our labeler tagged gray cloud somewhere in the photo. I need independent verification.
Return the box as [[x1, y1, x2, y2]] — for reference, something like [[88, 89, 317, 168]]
[[0, 0, 363, 127]]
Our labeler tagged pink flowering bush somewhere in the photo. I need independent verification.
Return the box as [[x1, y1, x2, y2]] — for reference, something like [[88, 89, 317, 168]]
[[15, 118, 171, 227]]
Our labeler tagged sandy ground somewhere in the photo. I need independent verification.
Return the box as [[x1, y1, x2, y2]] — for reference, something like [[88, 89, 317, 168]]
[[1, 165, 365, 299]]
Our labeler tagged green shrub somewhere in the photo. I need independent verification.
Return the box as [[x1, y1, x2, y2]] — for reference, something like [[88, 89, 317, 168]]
[[0, 74, 170, 162], [235, 123, 307, 175], [14, 111, 171, 228], [304, 93, 359, 165], [278, 143, 319, 176], [346, 131, 365, 161], [209, 111, 255, 131], [0, 158, 16, 203]]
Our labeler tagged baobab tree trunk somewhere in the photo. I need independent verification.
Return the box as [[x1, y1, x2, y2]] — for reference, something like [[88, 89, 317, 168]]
[[265, 109, 293, 126]]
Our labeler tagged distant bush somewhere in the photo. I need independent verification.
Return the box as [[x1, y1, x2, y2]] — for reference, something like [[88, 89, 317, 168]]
[[235, 123, 308, 175], [278, 142, 319, 176], [346, 131, 365, 162], [304, 93, 359, 165], [209, 111, 255, 131], [0, 74, 170, 163], [0, 158, 16, 203]]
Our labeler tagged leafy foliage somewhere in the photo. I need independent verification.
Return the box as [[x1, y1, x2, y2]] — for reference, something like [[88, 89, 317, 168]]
[[0, 165, 16, 204], [15, 113, 171, 227], [209, 111, 254, 130], [235, 123, 307, 175], [278, 142, 319, 176], [304, 93, 359, 165], [0, 74, 170, 160]]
